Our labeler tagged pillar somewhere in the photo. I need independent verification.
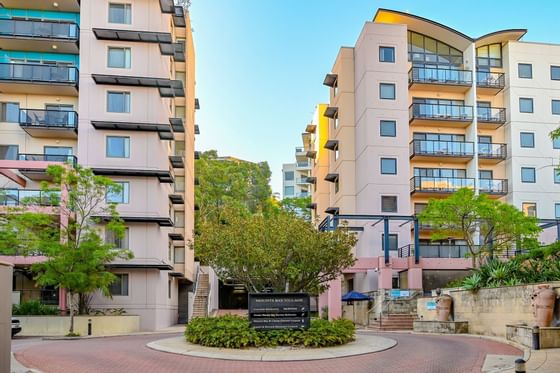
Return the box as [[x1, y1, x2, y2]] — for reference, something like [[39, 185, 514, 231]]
[[59, 288, 67, 313], [318, 290, 328, 318], [407, 268, 423, 290], [378, 267, 393, 290], [0, 261, 13, 373], [327, 277, 342, 320]]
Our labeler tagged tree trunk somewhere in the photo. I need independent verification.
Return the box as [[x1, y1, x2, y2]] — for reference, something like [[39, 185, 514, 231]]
[[69, 292, 75, 335]]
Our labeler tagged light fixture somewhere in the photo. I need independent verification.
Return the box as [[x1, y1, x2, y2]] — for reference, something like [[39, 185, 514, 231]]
[[51, 45, 58, 50], [53, 2, 59, 8]]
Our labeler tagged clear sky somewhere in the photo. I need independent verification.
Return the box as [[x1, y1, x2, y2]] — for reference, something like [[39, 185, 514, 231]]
[[189, 0, 560, 194]]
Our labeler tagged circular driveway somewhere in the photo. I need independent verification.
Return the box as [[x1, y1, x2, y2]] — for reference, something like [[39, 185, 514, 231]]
[[14, 332, 522, 373]]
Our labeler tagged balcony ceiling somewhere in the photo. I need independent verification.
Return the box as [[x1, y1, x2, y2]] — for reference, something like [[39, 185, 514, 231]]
[[19, 125, 77, 139], [0, 38, 78, 54], [0, 0, 79, 12], [93, 28, 172, 44], [0, 81, 78, 96]]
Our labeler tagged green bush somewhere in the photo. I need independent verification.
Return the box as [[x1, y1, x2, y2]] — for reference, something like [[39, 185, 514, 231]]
[[185, 315, 355, 349], [12, 300, 59, 316]]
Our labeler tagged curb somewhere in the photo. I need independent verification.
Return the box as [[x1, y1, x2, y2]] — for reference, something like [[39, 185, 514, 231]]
[[41, 329, 184, 341]]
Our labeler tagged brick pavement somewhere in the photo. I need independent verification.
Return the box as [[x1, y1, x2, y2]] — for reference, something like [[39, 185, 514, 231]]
[[14, 332, 522, 373]]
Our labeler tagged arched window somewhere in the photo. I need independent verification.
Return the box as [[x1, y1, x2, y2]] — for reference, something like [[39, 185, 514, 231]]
[[407, 31, 463, 67]]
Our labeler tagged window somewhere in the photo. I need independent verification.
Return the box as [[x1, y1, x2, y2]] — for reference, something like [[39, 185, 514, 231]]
[[521, 167, 536, 183], [380, 120, 396, 137], [333, 114, 339, 129], [332, 79, 338, 97], [551, 66, 560, 80], [408, 31, 463, 66], [168, 280, 172, 298], [519, 98, 534, 113], [0, 102, 19, 122], [476, 43, 502, 68], [106, 136, 130, 158], [174, 211, 185, 228], [175, 141, 185, 157], [522, 202, 537, 218], [554, 168, 560, 183], [381, 196, 397, 213], [556, 203, 560, 219], [379, 83, 396, 100], [44, 146, 73, 163], [382, 234, 398, 251], [552, 100, 560, 115], [520, 132, 535, 148], [554, 138, 560, 149], [284, 186, 294, 196], [107, 92, 130, 113], [106, 228, 129, 249], [479, 170, 493, 180], [175, 106, 186, 118], [106, 182, 129, 204], [108, 47, 131, 68], [174, 247, 185, 264], [334, 144, 340, 161], [380, 158, 397, 175], [518, 63, 533, 79], [109, 3, 131, 24], [0, 145, 18, 160], [379, 46, 395, 63], [334, 178, 339, 194], [109, 274, 129, 296], [414, 203, 427, 215], [175, 176, 185, 192], [414, 167, 466, 178], [284, 171, 294, 181]]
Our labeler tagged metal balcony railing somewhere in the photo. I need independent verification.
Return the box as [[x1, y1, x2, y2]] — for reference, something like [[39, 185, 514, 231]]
[[478, 143, 507, 159], [19, 109, 78, 129], [477, 106, 506, 123], [479, 179, 508, 194], [410, 176, 475, 193], [476, 71, 505, 89], [410, 139, 474, 158], [18, 153, 77, 167], [409, 67, 472, 86], [0, 18, 79, 40], [0, 188, 61, 206], [0, 63, 78, 84], [398, 244, 475, 258], [409, 103, 473, 122]]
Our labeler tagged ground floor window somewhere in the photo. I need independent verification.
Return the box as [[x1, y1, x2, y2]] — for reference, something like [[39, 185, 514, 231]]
[[109, 274, 129, 296]]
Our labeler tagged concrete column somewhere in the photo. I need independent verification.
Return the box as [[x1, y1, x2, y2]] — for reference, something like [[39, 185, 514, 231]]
[[378, 267, 393, 290], [407, 268, 423, 290], [59, 288, 67, 312], [327, 277, 342, 320], [318, 290, 328, 318], [0, 261, 13, 373]]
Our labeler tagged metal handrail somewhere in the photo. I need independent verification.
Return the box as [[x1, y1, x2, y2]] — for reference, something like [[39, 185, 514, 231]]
[[476, 71, 505, 88], [0, 62, 78, 84], [479, 178, 508, 194], [477, 107, 506, 123], [18, 153, 78, 167], [0, 18, 79, 40], [0, 188, 61, 206], [410, 176, 475, 193], [478, 143, 507, 158], [19, 109, 78, 128], [409, 103, 473, 121], [409, 66, 472, 85], [410, 139, 475, 157]]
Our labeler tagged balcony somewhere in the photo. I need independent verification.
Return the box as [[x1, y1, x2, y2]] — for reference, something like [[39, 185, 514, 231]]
[[478, 143, 507, 164], [19, 109, 78, 139], [0, 189, 61, 207], [0, 63, 78, 95], [296, 177, 309, 185], [296, 161, 311, 170], [410, 176, 474, 196], [0, 0, 80, 12], [479, 179, 508, 197], [398, 244, 473, 259], [477, 107, 506, 129], [409, 140, 474, 162], [0, 19, 79, 53], [409, 103, 473, 128], [476, 71, 505, 95], [17, 153, 77, 181], [408, 67, 472, 92]]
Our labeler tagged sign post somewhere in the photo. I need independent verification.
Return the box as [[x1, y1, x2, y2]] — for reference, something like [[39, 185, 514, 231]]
[[248, 293, 310, 330]]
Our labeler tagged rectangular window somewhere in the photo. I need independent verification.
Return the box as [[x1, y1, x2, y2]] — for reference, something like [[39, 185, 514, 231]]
[[284, 186, 294, 196], [0, 145, 18, 160], [554, 169, 560, 184], [522, 202, 537, 218], [520, 132, 535, 148], [552, 66, 560, 80], [105, 227, 129, 249], [518, 63, 532, 79], [106, 182, 129, 204], [552, 100, 560, 115], [109, 3, 131, 24], [0, 102, 19, 122], [284, 171, 294, 181], [379, 83, 396, 100], [479, 170, 493, 180], [521, 167, 536, 183], [106, 136, 130, 158], [333, 114, 339, 129], [174, 246, 185, 264], [554, 138, 560, 149], [380, 120, 396, 137], [519, 98, 533, 113], [174, 211, 185, 228], [380, 158, 397, 175], [334, 178, 340, 194], [175, 141, 185, 157], [382, 234, 398, 251], [168, 280, 172, 299], [175, 176, 185, 192], [108, 47, 131, 69], [334, 144, 340, 161], [381, 196, 397, 213], [109, 274, 129, 296], [556, 203, 560, 219], [379, 46, 395, 63], [107, 92, 130, 113]]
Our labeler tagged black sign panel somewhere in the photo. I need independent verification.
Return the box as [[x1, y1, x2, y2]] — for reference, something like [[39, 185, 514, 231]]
[[248, 293, 310, 330]]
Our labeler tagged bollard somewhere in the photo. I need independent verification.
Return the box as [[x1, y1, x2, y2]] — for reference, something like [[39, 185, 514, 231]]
[[532, 326, 540, 350], [514, 358, 526, 373], [88, 319, 92, 336]]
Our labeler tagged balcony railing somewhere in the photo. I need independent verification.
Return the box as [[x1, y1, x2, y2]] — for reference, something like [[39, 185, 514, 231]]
[[476, 71, 505, 89], [477, 106, 506, 123], [296, 161, 311, 168], [409, 103, 473, 122], [0, 63, 78, 84], [295, 146, 305, 153], [0, 188, 61, 206], [409, 67, 472, 86], [19, 109, 78, 129], [398, 244, 475, 258], [410, 176, 475, 193], [479, 179, 508, 195], [0, 18, 79, 40], [18, 153, 77, 167], [410, 139, 474, 158], [478, 143, 507, 159]]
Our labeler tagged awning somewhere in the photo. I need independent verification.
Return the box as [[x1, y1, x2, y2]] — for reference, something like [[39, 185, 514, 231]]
[[305, 176, 317, 184], [324, 139, 338, 150], [168, 194, 184, 205], [323, 106, 338, 119], [324, 173, 339, 183], [195, 98, 200, 110], [107, 260, 173, 270], [194, 125, 200, 135], [92, 28, 172, 43], [94, 215, 174, 227], [341, 291, 370, 302], [90, 120, 172, 134], [91, 74, 185, 97], [323, 73, 338, 87], [169, 271, 184, 277], [91, 168, 173, 183], [169, 155, 184, 169], [159, 0, 175, 13], [306, 150, 317, 159], [306, 202, 317, 210], [325, 207, 339, 215], [194, 151, 200, 160], [305, 123, 316, 133], [173, 6, 187, 28], [168, 232, 185, 241], [169, 117, 184, 133]]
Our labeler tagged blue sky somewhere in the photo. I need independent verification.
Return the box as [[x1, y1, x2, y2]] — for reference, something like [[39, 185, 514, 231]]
[[189, 0, 560, 194]]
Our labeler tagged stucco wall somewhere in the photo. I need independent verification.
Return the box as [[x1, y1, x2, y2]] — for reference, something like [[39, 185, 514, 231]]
[[17, 315, 140, 337]]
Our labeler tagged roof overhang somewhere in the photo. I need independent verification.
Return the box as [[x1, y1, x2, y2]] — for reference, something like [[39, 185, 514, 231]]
[[91, 74, 185, 97], [323, 73, 338, 87], [323, 106, 338, 119], [475, 29, 527, 47], [92, 28, 172, 43], [107, 261, 173, 270], [169, 271, 185, 277], [324, 139, 339, 150], [324, 173, 339, 183]]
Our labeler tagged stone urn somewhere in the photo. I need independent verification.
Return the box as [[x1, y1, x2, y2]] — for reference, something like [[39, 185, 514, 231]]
[[531, 284, 557, 327], [436, 294, 453, 322]]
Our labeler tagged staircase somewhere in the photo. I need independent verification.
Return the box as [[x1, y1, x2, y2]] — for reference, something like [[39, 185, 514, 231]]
[[368, 314, 415, 331], [192, 272, 209, 318]]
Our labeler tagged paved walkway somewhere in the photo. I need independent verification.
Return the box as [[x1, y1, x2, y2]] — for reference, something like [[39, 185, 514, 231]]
[[13, 332, 523, 373]]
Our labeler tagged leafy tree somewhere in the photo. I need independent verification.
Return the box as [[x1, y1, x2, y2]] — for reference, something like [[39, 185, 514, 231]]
[[281, 196, 312, 222], [418, 188, 541, 268], [193, 209, 356, 294]]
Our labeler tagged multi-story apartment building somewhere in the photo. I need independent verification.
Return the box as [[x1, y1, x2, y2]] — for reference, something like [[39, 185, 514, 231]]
[[311, 9, 560, 318], [0, 0, 197, 331], [281, 159, 310, 199]]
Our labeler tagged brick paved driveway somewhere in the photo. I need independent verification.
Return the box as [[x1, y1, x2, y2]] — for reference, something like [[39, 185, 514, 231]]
[[13, 332, 522, 373]]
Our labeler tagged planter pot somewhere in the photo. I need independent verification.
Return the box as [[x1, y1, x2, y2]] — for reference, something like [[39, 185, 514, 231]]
[[531, 284, 557, 328], [436, 295, 453, 322]]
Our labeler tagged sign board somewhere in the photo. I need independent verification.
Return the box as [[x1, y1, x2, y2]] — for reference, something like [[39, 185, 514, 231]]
[[426, 301, 437, 310], [248, 293, 310, 330], [390, 290, 410, 298]]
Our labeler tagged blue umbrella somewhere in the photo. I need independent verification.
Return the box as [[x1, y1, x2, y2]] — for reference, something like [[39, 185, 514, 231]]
[[341, 291, 370, 302]]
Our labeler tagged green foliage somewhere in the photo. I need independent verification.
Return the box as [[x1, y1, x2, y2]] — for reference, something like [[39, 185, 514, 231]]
[[12, 300, 58, 316], [419, 188, 541, 267], [185, 315, 355, 349], [443, 277, 468, 289], [281, 196, 312, 222], [193, 209, 356, 294], [66, 332, 81, 337]]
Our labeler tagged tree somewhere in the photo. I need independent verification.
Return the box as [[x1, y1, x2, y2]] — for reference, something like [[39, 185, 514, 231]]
[[193, 209, 356, 294], [281, 196, 312, 222], [418, 188, 541, 268]]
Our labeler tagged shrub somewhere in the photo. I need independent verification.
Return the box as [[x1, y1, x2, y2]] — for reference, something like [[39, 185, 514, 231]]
[[185, 315, 355, 349], [12, 300, 59, 316]]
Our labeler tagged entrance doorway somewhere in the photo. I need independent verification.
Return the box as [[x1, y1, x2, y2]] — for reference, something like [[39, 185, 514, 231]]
[[218, 280, 248, 309]]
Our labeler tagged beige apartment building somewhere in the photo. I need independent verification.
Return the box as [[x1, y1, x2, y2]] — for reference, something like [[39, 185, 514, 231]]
[[0, 0, 197, 330]]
